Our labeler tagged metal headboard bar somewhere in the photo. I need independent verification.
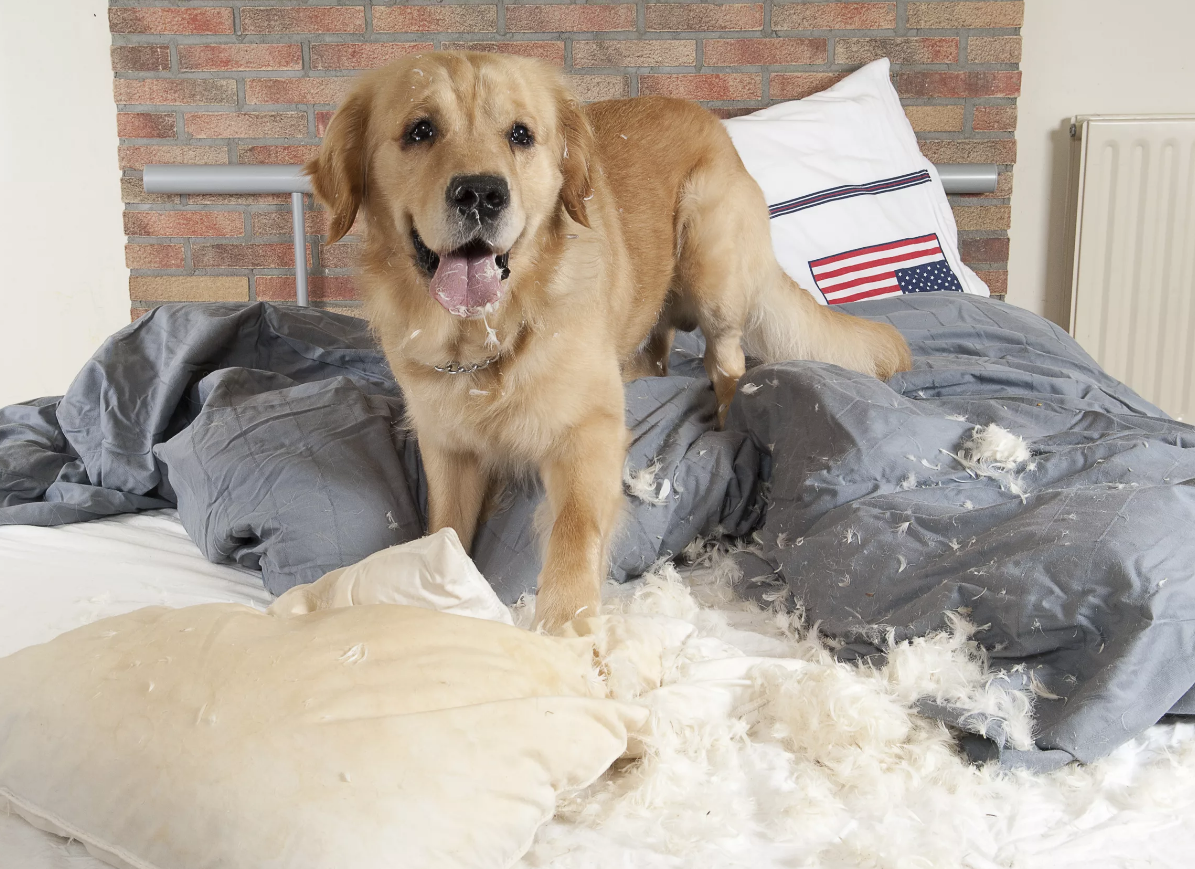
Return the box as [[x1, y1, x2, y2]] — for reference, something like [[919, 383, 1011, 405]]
[[142, 163, 999, 308]]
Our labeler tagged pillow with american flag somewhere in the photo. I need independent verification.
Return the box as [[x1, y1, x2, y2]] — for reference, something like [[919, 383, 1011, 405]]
[[723, 58, 989, 305]]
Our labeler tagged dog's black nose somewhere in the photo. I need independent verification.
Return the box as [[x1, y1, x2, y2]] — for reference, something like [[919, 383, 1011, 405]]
[[447, 174, 509, 222]]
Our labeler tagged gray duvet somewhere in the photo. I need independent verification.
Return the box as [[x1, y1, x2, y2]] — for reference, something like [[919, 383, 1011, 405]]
[[2, 294, 1193, 770]]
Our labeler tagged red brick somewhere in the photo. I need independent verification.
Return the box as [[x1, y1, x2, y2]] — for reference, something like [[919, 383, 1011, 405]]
[[708, 107, 762, 119], [109, 7, 233, 34], [246, 78, 356, 105], [573, 40, 696, 68], [178, 44, 302, 72], [920, 139, 1016, 164], [772, 2, 896, 29], [124, 211, 244, 238], [315, 111, 335, 138], [907, 2, 1024, 28], [238, 145, 321, 165], [118, 145, 227, 170], [252, 210, 336, 237], [117, 112, 176, 139], [192, 243, 311, 269], [320, 243, 361, 269], [973, 105, 1018, 132], [897, 71, 1021, 98], [769, 72, 847, 100], [968, 36, 1022, 64], [704, 38, 827, 66], [111, 45, 170, 72], [114, 78, 237, 106], [125, 244, 184, 269], [185, 112, 309, 139], [240, 6, 365, 34], [645, 4, 762, 31], [507, 4, 635, 32], [310, 42, 433, 70], [960, 237, 1010, 263], [442, 41, 565, 66], [836, 37, 958, 64], [256, 276, 359, 302], [564, 74, 629, 101], [640, 73, 761, 100], [951, 205, 1011, 231], [373, 5, 496, 33]]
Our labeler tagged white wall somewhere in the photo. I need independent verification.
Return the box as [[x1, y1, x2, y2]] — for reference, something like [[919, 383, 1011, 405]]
[[1008, 0, 1195, 326], [0, 0, 129, 406]]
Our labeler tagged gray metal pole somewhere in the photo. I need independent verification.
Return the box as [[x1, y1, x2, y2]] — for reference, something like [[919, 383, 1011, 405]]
[[291, 191, 309, 307]]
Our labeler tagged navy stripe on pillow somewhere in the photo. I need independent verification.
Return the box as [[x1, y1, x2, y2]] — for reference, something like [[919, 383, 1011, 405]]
[[767, 170, 932, 218]]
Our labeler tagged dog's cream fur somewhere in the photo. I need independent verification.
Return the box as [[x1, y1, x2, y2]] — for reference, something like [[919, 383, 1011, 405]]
[[306, 52, 911, 631]]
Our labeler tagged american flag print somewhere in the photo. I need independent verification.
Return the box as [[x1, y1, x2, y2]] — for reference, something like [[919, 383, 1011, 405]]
[[808, 233, 964, 305]]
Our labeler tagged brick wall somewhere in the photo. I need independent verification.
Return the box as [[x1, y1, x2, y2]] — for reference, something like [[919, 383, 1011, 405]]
[[109, 1, 1021, 316]]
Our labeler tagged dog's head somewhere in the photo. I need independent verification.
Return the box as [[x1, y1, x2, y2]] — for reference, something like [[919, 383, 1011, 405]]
[[305, 52, 594, 319]]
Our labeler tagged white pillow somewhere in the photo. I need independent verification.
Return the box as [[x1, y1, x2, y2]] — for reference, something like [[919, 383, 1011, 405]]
[[723, 58, 988, 305], [0, 602, 646, 869]]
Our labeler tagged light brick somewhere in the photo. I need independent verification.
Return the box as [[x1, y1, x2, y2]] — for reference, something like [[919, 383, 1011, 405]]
[[246, 78, 356, 105], [114, 79, 237, 106], [639, 73, 761, 100], [117, 112, 176, 139], [240, 7, 365, 34], [920, 138, 1017, 164], [973, 105, 1018, 132], [645, 4, 763, 31], [256, 276, 359, 301], [769, 72, 846, 100], [836, 37, 958, 64], [121, 178, 179, 205], [907, 2, 1024, 29], [443, 41, 565, 66], [125, 244, 184, 269], [573, 40, 696, 68], [373, 5, 497, 33], [507, 4, 636, 32], [564, 74, 630, 101], [109, 7, 233, 34], [976, 270, 1008, 295], [320, 242, 361, 269], [192, 244, 311, 269], [772, 2, 896, 30], [903, 104, 964, 132], [310, 42, 433, 70], [968, 36, 1022, 64], [951, 205, 1011, 231], [237, 144, 321, 165], [111, 45, 170, 72], [118, 145, 227, 170], [178, 44, 302, 72], [185, 112, 309, 139], [897, 71, 1021, 98], [252, 210, 336, 237], [704, 38, 827, 66], [130, 276, 250, 302], [124, 211, 243, 238]]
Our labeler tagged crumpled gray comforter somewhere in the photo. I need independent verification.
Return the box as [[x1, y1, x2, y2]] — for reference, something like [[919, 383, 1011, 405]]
[[2, 294, 1192, 771]]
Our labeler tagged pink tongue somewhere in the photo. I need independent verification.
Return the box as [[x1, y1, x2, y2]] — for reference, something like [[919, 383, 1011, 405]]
[[429, 249, 503, 317]]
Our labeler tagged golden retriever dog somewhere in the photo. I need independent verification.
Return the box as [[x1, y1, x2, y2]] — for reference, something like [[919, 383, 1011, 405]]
[[305, 51, 911, 631]]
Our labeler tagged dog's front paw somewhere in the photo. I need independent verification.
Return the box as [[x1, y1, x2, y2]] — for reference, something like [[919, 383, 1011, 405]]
[[870, 322, 913, 380], [533, 584, 601, 634]]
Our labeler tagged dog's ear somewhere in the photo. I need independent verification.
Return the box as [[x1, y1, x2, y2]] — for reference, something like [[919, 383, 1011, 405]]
[[304, 86, 370, 245], [557, 93, 595, 229]]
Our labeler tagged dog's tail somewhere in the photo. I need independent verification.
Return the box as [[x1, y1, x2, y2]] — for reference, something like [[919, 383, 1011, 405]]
[[742, 260, 912, 379]]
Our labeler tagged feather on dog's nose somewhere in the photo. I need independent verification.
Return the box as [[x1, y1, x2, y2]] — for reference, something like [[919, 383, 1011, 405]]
[[448, 174, 509, 222]]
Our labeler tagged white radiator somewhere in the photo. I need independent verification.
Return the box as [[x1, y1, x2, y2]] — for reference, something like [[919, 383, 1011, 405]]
[[1065, 114, 1195, 422]]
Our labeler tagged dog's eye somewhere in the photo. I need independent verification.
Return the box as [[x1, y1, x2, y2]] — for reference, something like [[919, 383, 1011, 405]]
[[406, 119, 435, 144], [509, 123, 534, 148]]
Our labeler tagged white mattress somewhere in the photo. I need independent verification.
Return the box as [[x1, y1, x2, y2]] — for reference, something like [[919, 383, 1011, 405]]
[[2, 512, 1194, 869]]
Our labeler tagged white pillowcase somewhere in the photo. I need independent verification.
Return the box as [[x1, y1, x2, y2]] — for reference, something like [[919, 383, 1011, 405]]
[[724, 58, 988, 305], [0, 597, 646, 869]]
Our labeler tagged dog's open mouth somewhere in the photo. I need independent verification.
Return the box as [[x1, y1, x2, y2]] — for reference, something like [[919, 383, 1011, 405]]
[[412, 229, 511, 319]]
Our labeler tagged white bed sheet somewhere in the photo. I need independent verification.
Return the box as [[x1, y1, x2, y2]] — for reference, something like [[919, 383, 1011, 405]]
[[2, 512, 1194, 869]]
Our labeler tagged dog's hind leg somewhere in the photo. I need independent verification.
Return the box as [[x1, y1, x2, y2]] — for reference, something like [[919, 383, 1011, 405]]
[[422, 444, 489, 552]]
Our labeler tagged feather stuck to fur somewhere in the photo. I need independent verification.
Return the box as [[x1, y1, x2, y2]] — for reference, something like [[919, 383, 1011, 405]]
[[516, 560, 1195, 868]]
